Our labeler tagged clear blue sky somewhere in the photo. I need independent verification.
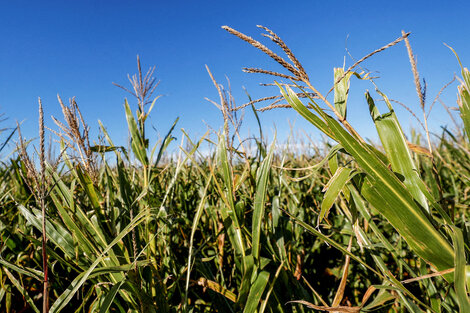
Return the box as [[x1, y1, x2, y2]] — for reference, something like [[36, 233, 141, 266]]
[[1, 0, 469, 154]]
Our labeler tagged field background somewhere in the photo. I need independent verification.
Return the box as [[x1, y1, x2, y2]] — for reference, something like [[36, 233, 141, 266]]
[[2, 2, 470, 312]]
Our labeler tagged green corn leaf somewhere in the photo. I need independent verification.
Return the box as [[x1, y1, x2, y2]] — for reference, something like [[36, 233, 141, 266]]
[[124, 99, 148, 166], [367, 91, 428, 211], [0, 259, 44, 281], [447, 45, 470, 90], [194, 278, 237, 303], [447, 47, 470, 143], [238, 255, 255, 305], [370, 285, 423, 312], [143, 95, 161, 122], [98, 120, 128, 159], [319, 167, 357, 225], [360, 177, 453, 272], [271, 195, 287, 264], [0, 126, 16, 153], [184, 176, 212, 310], [217, 132, 246, 256], [59, 140, 75, 171], [451, 226, 470, 312], [155, 117, 179, 167], [458, 82, 470, 141], [362, 289, 396, 311], [252, 138, 275, 261], [277, 82, 334, 139], [89, 145, 124, 153], [49, 166, 74, 207], [333, 67, 352, 119], [98, 280, 126, 313], [0, 287, 5, 307], [75, 165, 101, 210], [259, 262, 284, 313], [4, 268, 40, 313], [243, 271, 270, 313], [328, 151, 339, 174]]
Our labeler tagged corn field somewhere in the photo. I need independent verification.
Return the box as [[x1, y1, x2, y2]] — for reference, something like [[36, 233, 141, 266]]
[[1, 26, 470, 312]]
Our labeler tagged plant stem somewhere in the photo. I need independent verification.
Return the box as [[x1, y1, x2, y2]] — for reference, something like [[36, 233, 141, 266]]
[[39, 99, 49, 313]]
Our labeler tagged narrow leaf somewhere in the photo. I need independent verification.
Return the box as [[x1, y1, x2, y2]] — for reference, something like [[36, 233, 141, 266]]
[[252, 139, 275, 261], [98, 280, 126, 313], [367, 91, 428, 210], [243, 271, 270, 313], [334, 67, 352, 119], [451, 226, 470, 312], [319, 167, 356, 225]]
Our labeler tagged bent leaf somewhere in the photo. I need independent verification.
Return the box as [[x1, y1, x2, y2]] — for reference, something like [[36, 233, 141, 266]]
[[319, 167, 357, 225]]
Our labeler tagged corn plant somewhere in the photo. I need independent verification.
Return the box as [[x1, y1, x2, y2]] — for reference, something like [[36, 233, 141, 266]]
[[223, 25, 470, 312]]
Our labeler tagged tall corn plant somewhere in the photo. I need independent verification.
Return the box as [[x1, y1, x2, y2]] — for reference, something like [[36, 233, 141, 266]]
[[113, 56, 182, 311], [223, 25, 470, 311]]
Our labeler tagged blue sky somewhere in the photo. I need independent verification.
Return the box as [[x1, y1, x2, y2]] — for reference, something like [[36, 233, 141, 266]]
[[0, 0, 469, 154]]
